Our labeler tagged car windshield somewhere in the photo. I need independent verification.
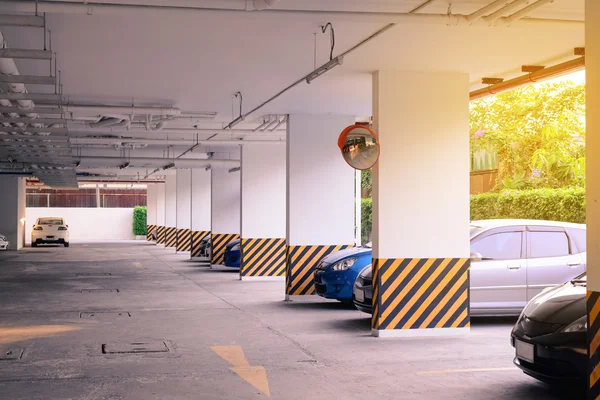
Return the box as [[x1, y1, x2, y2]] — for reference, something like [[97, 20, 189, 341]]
[[38, 219, 63, 225]]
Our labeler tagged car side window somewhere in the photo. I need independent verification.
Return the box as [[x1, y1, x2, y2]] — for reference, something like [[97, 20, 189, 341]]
[[529, 231, 570, 258], [470, 232, 522, 260], [568, 228, 587, 253]]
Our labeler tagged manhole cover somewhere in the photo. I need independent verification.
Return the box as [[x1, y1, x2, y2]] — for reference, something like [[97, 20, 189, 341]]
[[75, 273, 112, 277], [102, 341, 169, 354], [81, 289, 119, 293], [0, 349, 23, 360], [80, 312, 131, 319]]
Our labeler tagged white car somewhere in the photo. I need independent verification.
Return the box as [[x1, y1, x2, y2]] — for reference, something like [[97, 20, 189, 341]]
[[0, 234, 8, 250], [32, 217, 70, 247]]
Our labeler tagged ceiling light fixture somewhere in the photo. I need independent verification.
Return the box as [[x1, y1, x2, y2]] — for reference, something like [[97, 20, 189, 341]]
[[306, 56, 343, 84]]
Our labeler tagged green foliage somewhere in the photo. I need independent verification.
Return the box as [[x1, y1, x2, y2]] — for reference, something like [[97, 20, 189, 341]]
[[361, 169, 372, 198], [361, 198, 372, 243], [470, 81, 585, 190], [470, 188, 585, 224], [133, 206, 147, 236]]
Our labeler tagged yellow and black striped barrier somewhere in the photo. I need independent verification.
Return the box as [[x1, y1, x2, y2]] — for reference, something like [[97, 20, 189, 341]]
[[240, 238, 286, 277], [165, 227, 178, 248], [146, 224, 156, 241], [588, 291, 600, 398], [191, 230, 210, 258], [176, 229, 192, 251], [285, 245, 353, 296], [156, 226, 166, 245], [372, 258, 470, 331], [211, 233, 240, 265]]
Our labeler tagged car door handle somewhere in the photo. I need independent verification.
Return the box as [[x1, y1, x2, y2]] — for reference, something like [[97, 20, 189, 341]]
[[568, 262, 581, 267], [507, 265, 522, 270]]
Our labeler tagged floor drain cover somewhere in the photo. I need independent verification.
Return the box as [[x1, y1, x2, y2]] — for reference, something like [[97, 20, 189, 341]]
[[81, 289, 119, 293], [102, 341, 169, 354], [75, 273, 112, 276], [80, 312, 131, 319], [0, 349, 23, 360]]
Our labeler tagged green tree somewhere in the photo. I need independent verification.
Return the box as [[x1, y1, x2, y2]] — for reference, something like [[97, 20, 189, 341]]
[[470, 81, 585, 190]]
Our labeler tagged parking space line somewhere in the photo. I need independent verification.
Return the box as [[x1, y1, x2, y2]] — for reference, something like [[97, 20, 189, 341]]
[[417, 367, 515, 375]]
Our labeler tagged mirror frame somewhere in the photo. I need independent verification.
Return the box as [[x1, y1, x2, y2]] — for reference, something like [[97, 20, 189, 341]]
[[337, 124, 380, 170]]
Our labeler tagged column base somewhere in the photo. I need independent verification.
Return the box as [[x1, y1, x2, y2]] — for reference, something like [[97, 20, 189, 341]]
[[241, 276, 285, 282], [372, 327, 470, 338]]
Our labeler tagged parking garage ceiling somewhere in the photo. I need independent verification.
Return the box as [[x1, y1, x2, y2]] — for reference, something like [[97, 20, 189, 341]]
[[0, 0, 585, 187]]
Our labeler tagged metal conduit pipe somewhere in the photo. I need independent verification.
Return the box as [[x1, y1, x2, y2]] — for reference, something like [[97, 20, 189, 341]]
[[88, 117, 124, 128], [503, 0, 556, 25], [63, 105, 181, 117], [0, 1, 583, 27], [0, 31, 34, 109], [70, 137, 285, 146], [484, 0, 532, 23], [470, 57, 585, 101], [467, 0, 514, 22], [76, 156, 240, 169], [68, 127, 286, 134]]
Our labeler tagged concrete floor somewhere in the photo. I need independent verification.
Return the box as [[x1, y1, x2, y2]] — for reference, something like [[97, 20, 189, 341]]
[[0, 242, 583, 399]]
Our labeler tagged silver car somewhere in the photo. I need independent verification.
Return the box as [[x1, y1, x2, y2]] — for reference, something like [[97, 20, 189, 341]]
[[353, 219, 587, 316]]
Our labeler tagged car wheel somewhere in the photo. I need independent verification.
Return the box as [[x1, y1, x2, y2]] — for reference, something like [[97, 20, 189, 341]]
[[64, 242, 69, 248]]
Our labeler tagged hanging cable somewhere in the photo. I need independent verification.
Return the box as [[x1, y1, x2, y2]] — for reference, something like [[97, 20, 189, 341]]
[[234, 91, 243, 118], [320, 22, 335, 61]]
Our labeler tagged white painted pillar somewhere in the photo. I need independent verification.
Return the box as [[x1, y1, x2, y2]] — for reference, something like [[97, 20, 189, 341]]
[[164, 173, 177, 249], [146, 183, 158, 241], [176, 169, 192, 253], [240, 144, 286, 280], [371, 71, 470, 338], [286, 114, 356, 297], [155, 182, 166, 245], [587, 0, 600, 396], [191, 169, 211, 258], [0, 176, 26, 250], [210, 168, 240, 265]]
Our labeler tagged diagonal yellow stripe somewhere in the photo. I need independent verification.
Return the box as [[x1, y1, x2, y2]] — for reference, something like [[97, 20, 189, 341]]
[[246, 239, 281, 276], [245, 239, 274, 269], [420, 273, 468, 329], [435, 290, 468, 329], [381, 258, 419, 303], [591, 331, 600, 360], [257, 247, 286, 276], [290, 246, 307, 264], [242, 238, 264, 263], [290, 247, 321, 288], [591, 297, 600, 328], [450, 307, 468, 328], [591, 360, 600, 389]]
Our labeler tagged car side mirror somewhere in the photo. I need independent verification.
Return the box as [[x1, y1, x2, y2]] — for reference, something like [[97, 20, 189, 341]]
[[470, 252, 483, 262]]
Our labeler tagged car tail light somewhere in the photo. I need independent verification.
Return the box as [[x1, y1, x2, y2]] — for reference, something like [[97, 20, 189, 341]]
[[58, 226, 67, 231], [33, 226, 43, 231]]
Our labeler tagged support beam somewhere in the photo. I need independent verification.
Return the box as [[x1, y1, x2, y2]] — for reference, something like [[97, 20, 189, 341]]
[[0, 93, 61, 102], [0, 176, 26, 250], [190, 169, 211, 259], [0, 117, 67, 125], [211, 168, 240, 265], [0, 127, 67, 134], [0, 75, 56, 85], [0, 14, 44, 27], [0, 48, 53, 60], [0, 134, 69, 141], [0, 106, 64, 115]]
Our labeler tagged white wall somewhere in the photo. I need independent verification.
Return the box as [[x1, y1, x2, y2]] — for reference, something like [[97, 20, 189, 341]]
[[176, 169, 192, 229], [588, 0, 600, 292], [165, 174, 177, 227], [146, 184, 157, 225], [26, 208, 135, 243], [211, 168, 240, 235], [0, 176, 26, 250], [192, 169, 211, 231], [287, 114, 355, 246], [372, 71, 470, 259], [241, 145, 286, 239], [156, 183, 166, 227]]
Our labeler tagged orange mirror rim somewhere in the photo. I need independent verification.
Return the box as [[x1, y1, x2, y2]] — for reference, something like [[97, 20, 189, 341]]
[[338, 124, 380, 170]]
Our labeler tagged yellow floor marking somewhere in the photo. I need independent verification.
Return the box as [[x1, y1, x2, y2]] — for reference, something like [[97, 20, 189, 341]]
[[133, 262, 142, 267], [211, 345, 270, 397], [0, 325, 81, 346], [24, 266, 37, 272], [418, 367, 515, 375]]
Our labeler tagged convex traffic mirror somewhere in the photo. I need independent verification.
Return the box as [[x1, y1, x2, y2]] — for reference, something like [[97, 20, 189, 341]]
[[338, 124, 380, 170]]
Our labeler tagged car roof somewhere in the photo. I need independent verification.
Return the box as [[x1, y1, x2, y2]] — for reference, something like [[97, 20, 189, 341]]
[[38, 217, 63, 220], [471, 219, 585, 229]]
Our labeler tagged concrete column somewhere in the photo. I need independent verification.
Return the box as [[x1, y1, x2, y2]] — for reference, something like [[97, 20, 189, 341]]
[[146, 184, 158, 241], [211, 168, 240, 265], [164, 173, 177, 249], [240, 144, 286, 280], [371, 71, 470, 337], [0, 176, 26, 250], [176, 169, 192, 253], [191, 169, 211, 259], [587, 1, 600, 397], [286, 114, 355, 297], [155, 182, 166, 246]]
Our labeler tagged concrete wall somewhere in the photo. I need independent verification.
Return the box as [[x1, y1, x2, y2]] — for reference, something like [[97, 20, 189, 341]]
[[156, 183, 166, 227], [211, 168, 240, 235], [176, 169, 192, 229], [241, 145, 286, 238], [287, 114, 355, 246], [0, 176, 26, 250], [192, 169, 211, 231], [165, 174, 177, 227], [25, 208, 135, 243], [146, 184, 157, 225]]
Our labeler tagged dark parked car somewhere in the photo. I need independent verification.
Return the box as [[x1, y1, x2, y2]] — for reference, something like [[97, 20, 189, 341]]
[[511, 273, 587, 383], [353, 265, 373, 313], [224, 239, 241, 268]]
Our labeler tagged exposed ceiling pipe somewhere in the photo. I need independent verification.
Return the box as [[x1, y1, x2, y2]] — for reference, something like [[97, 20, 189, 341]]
[[484, 0, 532, 23], [76, 156, 240, 169], [0, 1, 583, 27], [68, 126, 286, 134], [269, 115, 288, 132], [151, 120, 167, 131], [252, 0, 279, 11], [503, 0, 555, 25], [470, 56, 585, 101], [0, 31, 34, 109], [70, 137, 285, 146], [467, 0, 513, 22], [63, 104, 181, 118], [88, 117, 124, 128]]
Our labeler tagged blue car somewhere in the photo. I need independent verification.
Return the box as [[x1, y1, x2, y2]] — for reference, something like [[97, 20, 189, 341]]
[[313, 243, 372, 303], [224, 239, 241, 268]]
